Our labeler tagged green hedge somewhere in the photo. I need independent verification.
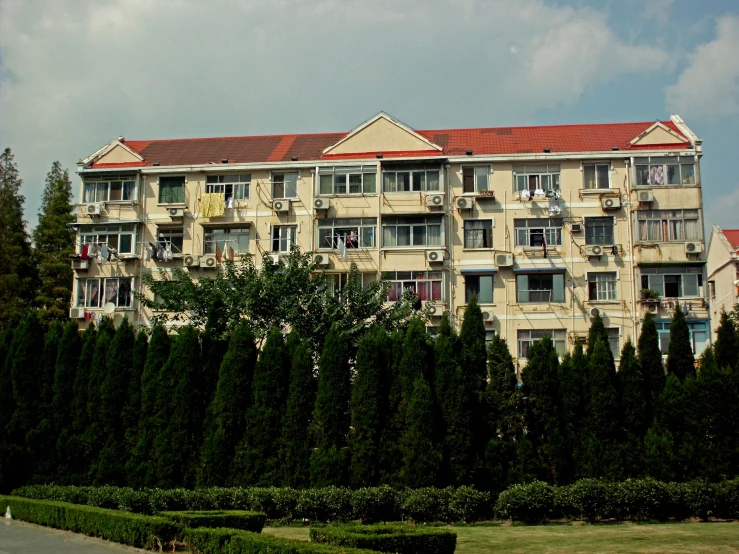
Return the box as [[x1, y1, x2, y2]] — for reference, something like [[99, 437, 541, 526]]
[[185, 527, 377, 554], [310, 523, 457, 554], [0, 495, 180, 549], [160, 510, 266, 533]]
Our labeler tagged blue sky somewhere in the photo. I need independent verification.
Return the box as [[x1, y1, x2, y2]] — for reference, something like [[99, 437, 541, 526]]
[[0, 0, 737, 230]]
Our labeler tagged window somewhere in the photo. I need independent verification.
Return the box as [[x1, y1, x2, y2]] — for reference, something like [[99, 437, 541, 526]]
[[517, 329, 567, 358], [382, 165, 441, 193], [635, 156, 696, 186], [513, 164, 560, 193], [158, 176, 185, 204], [272, 173, 298, 199], [607, 328, 620, 359], [654, 319, 710, 355], [382, 216, 443, 248], [583, 163, 611, 189], [272, 225, 297, 252], [464, 220, 493, 248], [465, 274, 494, 304], [516, 273, 565, 303], [585, 217, 615, 245], [317, 218, 376, 249], [640, 266, 703, 298], [588, 272, 617, 301], [462, 166, 489, 193], [637, 210, 701, 242], [514, 218, 562, 247], [206, 174, 250, 202], [79, 224, 136, 255], [157, 228, 184, 253], [82, 174, 136, 203], [327, 272, 377, 297], [386, 271, 443, 302], [76, 277, 133, 308], [319, 166, 377, 195], [708, 280, 716, 299], [204, 227, 250, 255], [485, 329, 497, 346]]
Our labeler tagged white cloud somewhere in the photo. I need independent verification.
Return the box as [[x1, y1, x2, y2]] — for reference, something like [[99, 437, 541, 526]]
[[666, 15, 739, 120]]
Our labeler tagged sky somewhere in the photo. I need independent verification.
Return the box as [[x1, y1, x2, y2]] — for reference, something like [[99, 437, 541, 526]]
[[1, 0, 738, 232]]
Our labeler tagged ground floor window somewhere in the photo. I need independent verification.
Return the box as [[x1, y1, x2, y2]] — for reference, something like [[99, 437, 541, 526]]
[[517, 329, 567, 358], [654, 319, 710, 355], [76, 277, 133, 309]]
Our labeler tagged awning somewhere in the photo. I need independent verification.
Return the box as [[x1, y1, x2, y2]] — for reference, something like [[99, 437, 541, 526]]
[[513, 266, 567, 273], [460, 268, 498, 274]]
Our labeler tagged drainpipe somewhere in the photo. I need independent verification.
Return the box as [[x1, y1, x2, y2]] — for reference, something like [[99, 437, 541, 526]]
[[625, 160, 638, 339], [445, 164, 453, 327]]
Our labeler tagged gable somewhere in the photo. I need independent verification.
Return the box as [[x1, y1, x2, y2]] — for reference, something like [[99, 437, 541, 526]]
[[325, 114, 441, 155], [97, 143, 142, 164], [631, 123, 687, 146]]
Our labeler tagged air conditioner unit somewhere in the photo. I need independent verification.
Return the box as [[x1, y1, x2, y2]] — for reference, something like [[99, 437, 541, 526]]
[[585, 245, 604, 257], [425, 302, 439, 315], [638, 189, 654, 203], [684, 242, 703, 254], [169, 208, 184, 219], [571, 223, 583, 233], [601, 196, 621, 210], [425, 194, 445, 207], [313, 253, 330, 267], [183, 255, 198, 267], [495, 253, 514, 267], [72, 258, 89, 271], [272, 199, 290, 213], [265, 253, 280, 264], [482, 311, 493, 321], [645, 303, 658, 314], [69, 307, 85, 319], [590, 307, 601, 319], [86, 203, 102, 216], [200, 254, 217, 268], [426, 250, 445, 263], [313, 198, 329, 211], [456, 197, 473, 210]]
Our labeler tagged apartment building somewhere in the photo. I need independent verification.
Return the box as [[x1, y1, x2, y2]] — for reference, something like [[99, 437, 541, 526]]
[[71, 112, 710, 363], [706, 226, 739, 339]]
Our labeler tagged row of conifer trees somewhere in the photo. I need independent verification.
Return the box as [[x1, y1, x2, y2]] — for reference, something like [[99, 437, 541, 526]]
[[1, 299, 738, 493]]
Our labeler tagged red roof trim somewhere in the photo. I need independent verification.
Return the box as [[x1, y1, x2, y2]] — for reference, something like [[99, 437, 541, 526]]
[[89, 161, 147, 169], [322, 150, 443, 160]]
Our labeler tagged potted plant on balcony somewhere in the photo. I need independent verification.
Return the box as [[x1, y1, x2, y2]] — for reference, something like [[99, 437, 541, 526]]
[[639, 289, 660, 303]]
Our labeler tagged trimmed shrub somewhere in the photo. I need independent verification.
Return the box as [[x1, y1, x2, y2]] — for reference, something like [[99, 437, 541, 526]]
[[495, 481, 556, 523], [0, 495, 179, 549], [296, 487, 354, 522], [310, 523, 457, 554], [448, 486, 491, 522], [399, 487, 453, 523], [566, 479, 615, 522], [613, 479, 674, 521], [715, 480, 739, 519], [677, 480, 718, 521], [160, 510, 266, 533], [351, 486, 400, 523]]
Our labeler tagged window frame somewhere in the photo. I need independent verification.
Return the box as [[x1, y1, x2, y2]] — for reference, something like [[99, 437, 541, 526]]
[[634, 156, 696, 187], [158, 175, 186, 204], [582, 163, 611, 190], [516, 272, 566, 303], [636, 209, 702, 243], [272, 172, 299, 199], [206, 174, 251, 202], [640, 265, 704, 299], [319, 166, 378, 196], [463, 219, 494, 249], [517, 329, 567, 358], [381, 215, 444, 249], [382, 166, 441, 193], [465, 274, 495, 304], [157, 227, 184, 254], [514, 218, 563, 247], [585, 216, 616, 246], [654, 319, 710, 355], [75, 277, 134, 309], [82, 174, 137, 203], [317, 218, 376, 250], [203, 226, 250, 255], [385, 270, 444, 302], [588, 271, 618, 302], [79, 224, 137, 255], [513, 164, 561, 193], [271, 225, 297, 252], [461, 166, 491, 194]]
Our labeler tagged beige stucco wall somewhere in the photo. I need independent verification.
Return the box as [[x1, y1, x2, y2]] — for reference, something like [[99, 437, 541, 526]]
[[96, 144, 141, 164], [633, 126, 685, 146], [707, 227, 739, 339], [327, 117, 437, 154]]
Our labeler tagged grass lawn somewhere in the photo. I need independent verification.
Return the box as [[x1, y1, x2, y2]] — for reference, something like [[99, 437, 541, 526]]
[[263, 521, 739, 553]]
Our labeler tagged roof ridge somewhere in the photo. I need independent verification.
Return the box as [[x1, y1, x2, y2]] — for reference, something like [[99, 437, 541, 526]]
[[124, 131, 346, 144]]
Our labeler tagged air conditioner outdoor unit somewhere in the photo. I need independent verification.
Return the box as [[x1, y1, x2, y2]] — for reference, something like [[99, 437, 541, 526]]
[[183, 255, 198, 267], [601, 197, 621, 210], [590, 307, 601, 319], [638, 189, 654, 203], [426, 250, 445, 263], [86, 203, 102, 216], [495, 253, 514, 267], [456, 197, 473, 210], [200, 254, 217, 268], [684, 242, 703, 254], [272, 199, 290, 213], [72, 258, 89, 271], [265, 253, 280, 264], [313, 198, 329, 211], [425, 194, 445, 207], [645, 303, 658, 314], [313, 253, 330, 267], [169, 208, 184, 219], [69, 307, 85, 319], [571, 223, 583, 233], [425, 302, 439, 315], [482, 311, 493, 321], [585, 245, 604, 257]]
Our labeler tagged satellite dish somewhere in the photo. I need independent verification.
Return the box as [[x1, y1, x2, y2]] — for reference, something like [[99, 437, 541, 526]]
[[103, 302, 116, 314]]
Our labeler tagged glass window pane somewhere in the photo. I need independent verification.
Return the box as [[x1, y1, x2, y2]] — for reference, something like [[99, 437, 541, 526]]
[[349, 174, 362, 194], [412, 225, 426, 246], [427, 225, 441, 246], [667, 164, 680, 185], [118, 279, 131, 307], [76, 281, 85, 307], [426, 171, 440, 191], [682, 274, 699, 297], [584, 166, 596, 189], [383, 173, 396, 193], [104, 279, 118, 305], [552, 274, 565, 303], [361, 226, 375, 248], [334, 174, 346, 194], [284, 174, 298, 198], [383, 226, 396, 247], [397, 172, 410, 192], [681, 164, 695, 184], [320, 174, 333, 195], [119, 234, 132, 254], [109, 182, 122, 201], [479, 275, 494, 303], [363, 173, 376, 194], [597, 165, 609, 189], [463, 168, 475, 193], [412, 171, 425, 192]]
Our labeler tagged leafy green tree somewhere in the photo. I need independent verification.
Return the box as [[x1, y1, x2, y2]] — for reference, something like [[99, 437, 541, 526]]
[[68, 324, 96, 483], [401, 377, 442, 487], [198, 322, 257, 487], [153, 325, 203, 488], [349, 326, 391, 487], [0, 329, 15, 491], [128, 324, 169, 488], [714, 309, 739, 372], [32, 161, 75, 323], [0, 148, 37, 331], [618, 339, 647, 478], [121, 330, 148, 478], [311, 325, 351, 487], [667, 304, 695, 382], [52, 321, 81, 482], [638, 312, 665, 417]]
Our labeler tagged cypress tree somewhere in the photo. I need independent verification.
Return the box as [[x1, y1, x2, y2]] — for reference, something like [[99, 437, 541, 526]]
[[587, 312, 610, 357], [349, 326, 390, 487], [121, 330, 148, 479], [94, 318, 135, 485], [401, 376, 442, 487], [667, 304, 695, 382], [645, 374, 686, 480], [234, 327, 288, 486], [68, 324, 96, 483], [52, 321, 81, 482], [198, 322, 257, 487], [32, 161, 75, 323], [618, 339, 647, 478], [201, 297, 229, 413], [638, 312, 665, 417], [379, 330, 406, 486], [0, 329, 15, 491], [153, 325, 203, 488], [714, 309, 739, 372], [84, 325, 113, 483], [128, 324, 169, 488], [310, 325, 351, 487], [459, 296, 487, 393]]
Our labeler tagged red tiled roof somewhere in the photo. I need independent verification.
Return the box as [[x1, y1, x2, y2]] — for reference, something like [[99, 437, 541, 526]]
[[722, 230, 739, 251], [89, 120, 690, 169]]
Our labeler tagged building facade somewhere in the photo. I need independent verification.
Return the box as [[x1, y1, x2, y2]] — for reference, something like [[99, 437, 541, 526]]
[[707, 226, 739, 339], [71, 112, 711, 363]]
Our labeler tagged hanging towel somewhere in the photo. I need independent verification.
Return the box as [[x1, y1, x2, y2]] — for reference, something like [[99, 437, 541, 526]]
[[226, 196, 234, 209], [228, 246, 235, 262], [215, 243, 223, 265], [200, 193, 211, 217], [81, 244, 89, 260], [338, 239, 347, 260]]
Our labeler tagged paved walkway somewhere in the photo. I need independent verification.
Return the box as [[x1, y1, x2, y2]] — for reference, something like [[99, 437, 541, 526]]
[[0, 519, 147, 554]]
